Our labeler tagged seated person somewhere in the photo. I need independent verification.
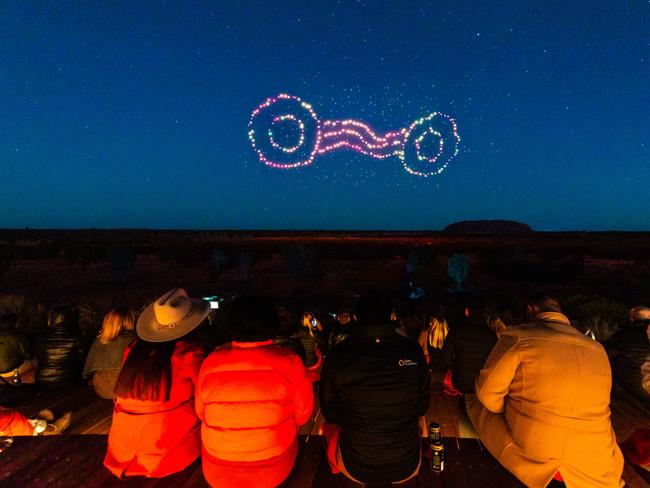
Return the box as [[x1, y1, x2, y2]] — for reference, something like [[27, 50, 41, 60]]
[[605, 306, 650, 406], [104, 289, 207, 478], [620, 428, 650, 473], [35, 306, 87, 389], [439, 311, 498, 395], [0, 407, 71, 435], [320, 291, 431, 485], [328, 308, 352, 349], [298, 311, 324, 368], [426, 316, 449, 371], [0, 313, 36, 384], [83, 307, 135, 399], [196, 295, 314, 488], [273, 306, 308, 363], [467, 294, 624, 488]]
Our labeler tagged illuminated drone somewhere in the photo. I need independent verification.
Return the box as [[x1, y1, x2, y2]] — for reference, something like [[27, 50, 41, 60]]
[[248, 93, 460, 177]]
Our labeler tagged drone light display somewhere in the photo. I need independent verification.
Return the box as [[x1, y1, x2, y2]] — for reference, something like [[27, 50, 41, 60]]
[[248, 93, 461, 177]]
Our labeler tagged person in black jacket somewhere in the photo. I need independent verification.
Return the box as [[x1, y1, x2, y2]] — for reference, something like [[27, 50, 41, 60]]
[[439, 313, 498, 395], [35, 306, 86, 389], [319, 291, 431, 485], [605, 306, 650, 406], [0, 313, 35, 384]]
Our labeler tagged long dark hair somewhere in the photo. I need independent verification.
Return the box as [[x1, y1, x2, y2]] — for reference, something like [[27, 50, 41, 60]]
[[114, 339, 175, 402]]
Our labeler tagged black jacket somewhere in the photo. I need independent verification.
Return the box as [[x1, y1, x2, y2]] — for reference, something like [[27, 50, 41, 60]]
[[0, 323, 31, 374], [605, 324, 650, 405], [35, 325, 86, 388], [320, 322, 430, 484], [440, 323, 497, 393]]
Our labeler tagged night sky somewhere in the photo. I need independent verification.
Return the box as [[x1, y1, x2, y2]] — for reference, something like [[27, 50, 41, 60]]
[[1, 1, 648, 231]]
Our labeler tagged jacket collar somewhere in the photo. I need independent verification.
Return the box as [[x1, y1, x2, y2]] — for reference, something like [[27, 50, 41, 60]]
[[531, 312, 582, 335], [533, 312, 571, 326], [350, 322, 397, 341]]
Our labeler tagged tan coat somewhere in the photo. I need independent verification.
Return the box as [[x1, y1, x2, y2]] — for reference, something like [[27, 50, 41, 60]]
[[467, 312, 624, 488]]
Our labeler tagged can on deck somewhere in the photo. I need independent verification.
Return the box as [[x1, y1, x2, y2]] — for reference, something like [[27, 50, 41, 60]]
[[429, 422, 441, 443], [431, 441, 445, 472]]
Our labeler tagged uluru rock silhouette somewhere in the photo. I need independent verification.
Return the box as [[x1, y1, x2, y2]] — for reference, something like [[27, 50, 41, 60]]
[[444, 220, 532, 233]]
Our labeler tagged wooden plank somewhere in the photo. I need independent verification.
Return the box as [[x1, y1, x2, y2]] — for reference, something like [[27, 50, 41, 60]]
[[425, 378, 461, 438], [416, 439, 446, 488], [10, 386, 66, 418], [284, 436, 325, 488], [177, 465, 210, 488], [0, 436, 83, 487], [0, 436, 60, 484], [622, 461, 650, 488], [0, 435, 562, 488], [66, 397, 113, 434], [38, 435, 109, 487], [309, 442, 339, 488], [458, 439, 524, 488], [84, 414, 113, 435], [147, 459, 204, 488], [21, 386, 99, 422], [438, 437, 470, 487], [610, 383, 650, 441]]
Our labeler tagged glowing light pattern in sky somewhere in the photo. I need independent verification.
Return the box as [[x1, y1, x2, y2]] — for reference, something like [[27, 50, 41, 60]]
[[269, 114, 305, 154], [248, 93, 461, 177]]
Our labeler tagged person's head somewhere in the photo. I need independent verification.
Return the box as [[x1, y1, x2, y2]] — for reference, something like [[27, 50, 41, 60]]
[[526, 294, 562, 321], [300, 311, 323, 337], [98, 307, 135, 344], [48, 306, 79, 330], [114, 288, 210, 402], [629, 306, 650, 325], [354, 290, 393, 326], [486, 316, 507, 337], [337, 311, 351, 326], [227, 295, 279, 342]]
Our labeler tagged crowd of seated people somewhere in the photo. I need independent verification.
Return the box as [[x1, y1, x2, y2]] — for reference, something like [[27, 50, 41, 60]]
[[0, 288, 648, 486]]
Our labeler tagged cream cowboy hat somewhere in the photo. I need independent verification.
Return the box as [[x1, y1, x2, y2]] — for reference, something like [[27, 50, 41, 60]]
[[136, 288, 210, 342]]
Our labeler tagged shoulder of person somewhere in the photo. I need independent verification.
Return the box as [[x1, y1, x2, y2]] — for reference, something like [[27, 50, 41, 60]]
[[175, 339, 205, 356], [392, 332, 424, 349]]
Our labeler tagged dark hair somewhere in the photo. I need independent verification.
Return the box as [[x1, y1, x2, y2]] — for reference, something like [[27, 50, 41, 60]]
[[227, 295, 279, 342], [528, 293, 562, 313], [355, 290, 392, 325], [114, 339, 175, 402]]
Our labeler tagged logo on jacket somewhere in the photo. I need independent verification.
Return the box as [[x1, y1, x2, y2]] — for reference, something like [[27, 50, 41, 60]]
[[398, 359, 418, 367]]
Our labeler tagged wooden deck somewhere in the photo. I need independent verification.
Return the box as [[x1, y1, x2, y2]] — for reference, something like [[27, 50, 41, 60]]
[[2, 375, 650, 487], [0, 435, 525, 488]]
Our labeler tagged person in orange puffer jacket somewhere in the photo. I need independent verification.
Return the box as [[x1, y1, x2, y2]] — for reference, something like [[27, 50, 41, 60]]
[[104, 289, 209, 479], [196, 295, 314, 488], [0, 408, 72, 436], [0, 408, 35, 436]]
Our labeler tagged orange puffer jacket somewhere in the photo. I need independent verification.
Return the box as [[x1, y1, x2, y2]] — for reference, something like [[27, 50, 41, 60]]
[[196, 341, 314, 488], [0, 408, 33, 436], [104, 341, 204, 478]]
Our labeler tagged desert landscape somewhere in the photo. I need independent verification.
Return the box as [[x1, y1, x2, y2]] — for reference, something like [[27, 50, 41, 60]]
[[1, 228, 649, 339]]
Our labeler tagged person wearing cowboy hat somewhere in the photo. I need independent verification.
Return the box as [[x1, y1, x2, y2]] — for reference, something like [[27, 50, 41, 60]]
[[104, 289, 209, 479], [605, 305, 650, 407]]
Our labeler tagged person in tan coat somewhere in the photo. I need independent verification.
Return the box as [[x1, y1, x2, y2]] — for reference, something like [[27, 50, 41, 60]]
[[466, 295, 624, 488]]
